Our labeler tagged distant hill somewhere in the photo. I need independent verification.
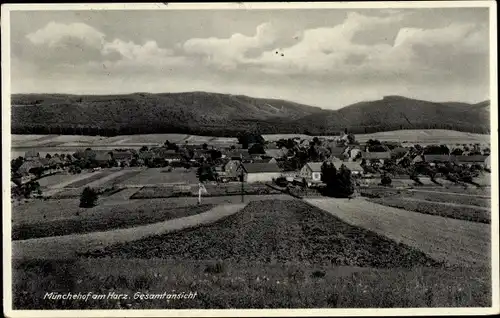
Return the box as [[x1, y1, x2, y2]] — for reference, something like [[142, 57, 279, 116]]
[[11, 92, 490, 136], [286, 95, 490, 135]]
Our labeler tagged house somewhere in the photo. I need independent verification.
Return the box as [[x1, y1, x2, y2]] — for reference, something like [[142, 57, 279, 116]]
[[346, 147, 362, 161], [412, 155, 424, 164], [192, 150, 208, 162], [391, 147, 409, 158], [47, 156, 63, 168], [332, 161, 364, 175], [263, 148, 286, 159], [139, 151, 154, 161], [453, 155, 489, 165], [329, 146, 348, 160], [225, 150, 253, 162], [224, 160, 242, 180], [152, 148, 183, 162], [266, 142, 279, 150], [25, 150, 40, 161], [111, 150, 134, 162], [485, 155, 491, 169], [240, 162, 282, 183], [94, 151, 113, 165], [252, 158, 277, 164], [423, 154, 451, 163], [18, 160, 43, 176], [362, 151, 391, 164], [300, 162, 323, 183]]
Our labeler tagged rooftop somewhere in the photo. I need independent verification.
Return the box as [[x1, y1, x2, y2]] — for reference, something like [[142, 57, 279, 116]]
[[242, 162, 281, 173]]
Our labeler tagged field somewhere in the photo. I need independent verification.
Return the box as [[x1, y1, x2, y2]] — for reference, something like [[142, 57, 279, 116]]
[[84, 200, 441, 268], [13, 258, 490, 309], [360, 186, 491, 224], [404, 190, 490, 208], [13, 198, 490, 309], [62, 170, 118, 188], [11, 134, 239, 148], [12, 204, 215, 240], [11, 130, 490, 160], [119, 168, 199, 186], [353, 129, 490, 145], [130, 183, 282, 199], [369, 196, 490, 224], [36, 173, 82, 188]]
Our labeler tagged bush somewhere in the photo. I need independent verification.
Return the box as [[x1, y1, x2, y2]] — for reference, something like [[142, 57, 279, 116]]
[[79, 187, 99, 208], [381, 174, 392, 186]]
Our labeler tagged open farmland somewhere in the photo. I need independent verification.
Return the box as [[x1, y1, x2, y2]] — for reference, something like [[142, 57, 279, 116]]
[[84, 199, 441, 268], [354, 129, 490, 145], [36, 173, 81, 188], [369, 196, 490, 224], [62, 170, 117, 188], [403, 190, 490, 208], [119, 168, 199, 186], [13, 258, 490, 309], [13, 204, 215, 240], [97, 169, 144, 188], [306, 198, 490, 267], [130, 183, 282, 199]]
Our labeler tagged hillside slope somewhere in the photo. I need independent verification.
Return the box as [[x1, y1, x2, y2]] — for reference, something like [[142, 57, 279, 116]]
[[11, 93, 489, 136], [289, 96, 489, 134]]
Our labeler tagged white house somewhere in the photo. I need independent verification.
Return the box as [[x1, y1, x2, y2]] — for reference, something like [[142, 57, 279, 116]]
[[300, 162, 323, 183]]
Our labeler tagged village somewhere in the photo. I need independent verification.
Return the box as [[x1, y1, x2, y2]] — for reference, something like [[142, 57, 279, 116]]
[[10, 131, 492, 202]]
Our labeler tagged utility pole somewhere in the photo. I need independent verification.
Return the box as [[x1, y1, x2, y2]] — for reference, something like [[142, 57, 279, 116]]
[[240, 164, 244, 203]]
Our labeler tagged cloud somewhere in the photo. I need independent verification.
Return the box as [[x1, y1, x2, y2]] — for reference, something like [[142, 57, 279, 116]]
[[26, 21, 105, 48], [239, 12, 488, 81], [25, 21, 187, 70], [182, 22, 278, 68], [394, 22, 488, 53], [102, 39, 174, 62], [242, 12, 406, 76]]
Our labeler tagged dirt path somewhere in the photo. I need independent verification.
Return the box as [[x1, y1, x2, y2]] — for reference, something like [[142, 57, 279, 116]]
[[401, 197, 490, 211], [12, 203, 247, 260], [305, 198, 490, 267], [408, 189, 491, 199]]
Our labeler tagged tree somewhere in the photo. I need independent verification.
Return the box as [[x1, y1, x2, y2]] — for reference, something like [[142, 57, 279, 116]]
[[248, 143, 266, 155], [451, 148, 463, 156], [139, 146, 149, 152], [381, 174, 392, 186], [238, 133, 265, 149], [209, 149, 222, 161], [321, 162, 355, 198], [11, 156, 24, 175], [45, 153, 52, 159], [202, 143, 208, 150], [347, 133, 356, 144], [197, 163, 217, 182], [80, 187, 99, 208], [366, 139, 382, 147]]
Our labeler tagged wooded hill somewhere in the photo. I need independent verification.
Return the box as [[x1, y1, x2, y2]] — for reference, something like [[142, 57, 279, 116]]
[[11, 92, 490, 136]]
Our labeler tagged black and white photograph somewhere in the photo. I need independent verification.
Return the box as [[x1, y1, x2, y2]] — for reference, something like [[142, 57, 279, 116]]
[[2, 2, 498, 316]]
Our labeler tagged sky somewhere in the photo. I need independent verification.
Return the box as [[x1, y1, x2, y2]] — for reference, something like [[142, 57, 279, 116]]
[[9, 6, 491, 109]]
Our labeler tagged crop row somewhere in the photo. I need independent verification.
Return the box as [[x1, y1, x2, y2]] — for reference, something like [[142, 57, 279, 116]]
[[83, 199, 442, 268]]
